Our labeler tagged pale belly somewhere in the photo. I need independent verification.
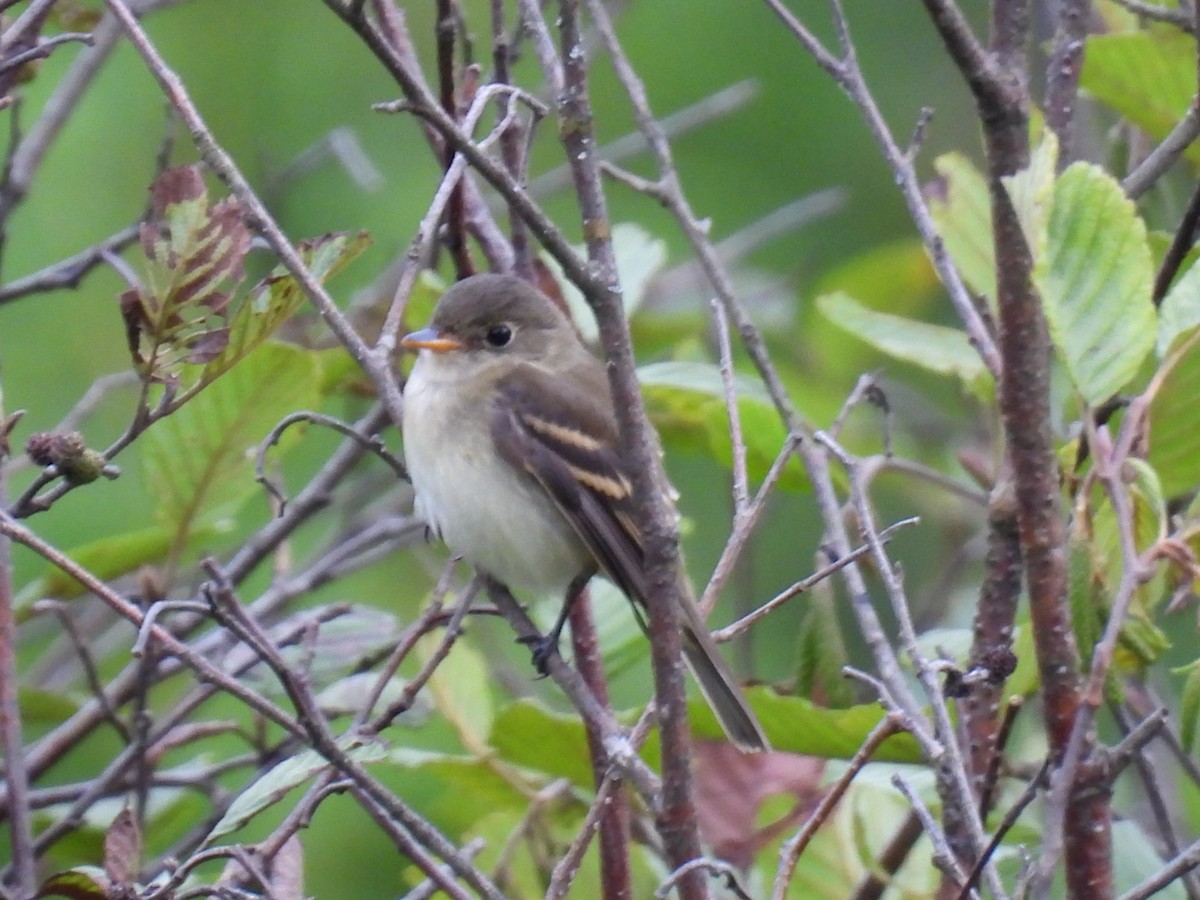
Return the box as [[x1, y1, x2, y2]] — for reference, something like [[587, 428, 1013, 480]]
[[403, 362, 590, 597]]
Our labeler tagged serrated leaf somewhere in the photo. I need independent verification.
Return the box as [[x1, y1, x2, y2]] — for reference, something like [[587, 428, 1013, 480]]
[[120, 165, 250, 384], [1149, 328, 1200, 495], [816, 291, 987, 386], [142, 342, 321, 547], [195, 230, 371, 388], [1037, 162, 1156, 405], [638, 360, 806, 492], [927, 152, 995, 301], [207, 737, 386, 841], [1082, 29, 1198, 163]]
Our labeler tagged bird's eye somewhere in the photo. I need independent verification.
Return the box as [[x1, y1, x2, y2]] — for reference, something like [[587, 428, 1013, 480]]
[[485, 324, 513, 347]]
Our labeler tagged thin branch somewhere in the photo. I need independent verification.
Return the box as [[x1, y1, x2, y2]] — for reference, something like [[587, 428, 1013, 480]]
[[771, 714, 903, 899]]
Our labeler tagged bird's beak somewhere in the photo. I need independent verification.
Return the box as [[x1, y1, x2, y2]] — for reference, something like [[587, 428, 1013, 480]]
[[400, 327, 465, 353]]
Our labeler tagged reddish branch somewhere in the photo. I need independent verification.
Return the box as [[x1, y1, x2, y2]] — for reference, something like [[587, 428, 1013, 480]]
[[920, 0, 1106, 894], [568, 592, 633, 900]]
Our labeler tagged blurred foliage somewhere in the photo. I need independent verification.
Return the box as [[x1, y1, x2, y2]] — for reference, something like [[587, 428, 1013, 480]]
[[8, 0, 1200, 897]]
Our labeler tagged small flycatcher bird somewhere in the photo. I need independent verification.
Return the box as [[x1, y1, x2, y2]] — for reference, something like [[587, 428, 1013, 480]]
[[400, 273, 769, 752]]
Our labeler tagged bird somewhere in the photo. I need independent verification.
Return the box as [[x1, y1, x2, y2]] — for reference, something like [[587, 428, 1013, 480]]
[[400, 272, 769, 752]]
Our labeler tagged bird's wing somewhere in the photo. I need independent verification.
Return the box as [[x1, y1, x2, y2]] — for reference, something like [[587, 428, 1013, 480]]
[[490, 363, 649, 603]]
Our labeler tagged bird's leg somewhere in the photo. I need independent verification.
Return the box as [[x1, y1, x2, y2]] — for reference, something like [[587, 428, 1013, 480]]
[[518, 573, 592, 676]]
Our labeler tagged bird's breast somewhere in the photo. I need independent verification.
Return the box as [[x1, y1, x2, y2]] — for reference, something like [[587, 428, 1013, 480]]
[[403, 359, 589, 596]]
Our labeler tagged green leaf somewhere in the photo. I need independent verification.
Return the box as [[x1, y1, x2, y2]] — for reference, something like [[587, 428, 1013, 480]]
[[691, 689, 923, 762], [142, 342, 321, 546], [424, 635, 494, 751], [1082, 29, 1198, 162], [387, 747, 530, 815], [794, 586, 853, 708], [489, 700, 603, 788], [1001, 130, 1059, 262], [14, 524, 221, 614], [1178, 660, 1200, 753], [927, 152, 995, 301], [1036, 162, 1156, 406], [1158, 260, 1200, 357], [1148, 329, 1200, 495], [192, 230, 371, 390], [638, 360, 806, 492], [207, 737, 386, 841], [816, 291, 987, 387]]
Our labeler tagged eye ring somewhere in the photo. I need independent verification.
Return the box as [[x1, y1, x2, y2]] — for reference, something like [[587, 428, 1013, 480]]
[[485, 324, 513, 347]]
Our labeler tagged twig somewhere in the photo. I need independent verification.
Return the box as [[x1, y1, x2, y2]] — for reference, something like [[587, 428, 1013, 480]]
[[1124, 105, 1200, 201], [772, 714, 903, 899], [255, 410, 407, 513], [1109, 0, 1194, 29], [891, 773, 975, 897], [1042, 0, 1089, 161], [713, 518, 919, 642], [760, 0, 1001, 379], [0, 433, 34, 900], [655, 858, 753, 900], [0, 224, 140, 304], [1151, 175, 1200, 304], [954, 758, 1052, 900]]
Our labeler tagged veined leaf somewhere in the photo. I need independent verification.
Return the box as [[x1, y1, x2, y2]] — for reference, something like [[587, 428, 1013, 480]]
[[816, 291, 988, 387], [119, 165, 250, 384], [927, 152, 995, 301], [192, 230, 371, 389], [1036, 162, 1155, 406], [207, 737, 386, 841], [1001, 130, 1059, 262], [143, 342, 321, 549]]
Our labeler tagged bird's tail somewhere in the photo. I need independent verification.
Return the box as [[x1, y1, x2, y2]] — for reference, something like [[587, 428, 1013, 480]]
[[677, 599, 770, 753]]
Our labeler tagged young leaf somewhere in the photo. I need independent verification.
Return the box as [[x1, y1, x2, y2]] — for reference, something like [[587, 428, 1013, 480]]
[[816, 291, 988, 388], [194, 230, 371, 389], [1036, 163, 1156, 406], [1001, 130, 1058, 262], [119, 165, 250, 385]]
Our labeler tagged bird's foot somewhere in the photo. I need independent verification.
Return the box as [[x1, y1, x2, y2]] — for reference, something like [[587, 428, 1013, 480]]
[[516, 632, 557, 678]]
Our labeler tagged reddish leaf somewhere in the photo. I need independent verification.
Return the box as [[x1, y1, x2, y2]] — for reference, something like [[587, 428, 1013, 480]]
[[694, 741, 826, 868]]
